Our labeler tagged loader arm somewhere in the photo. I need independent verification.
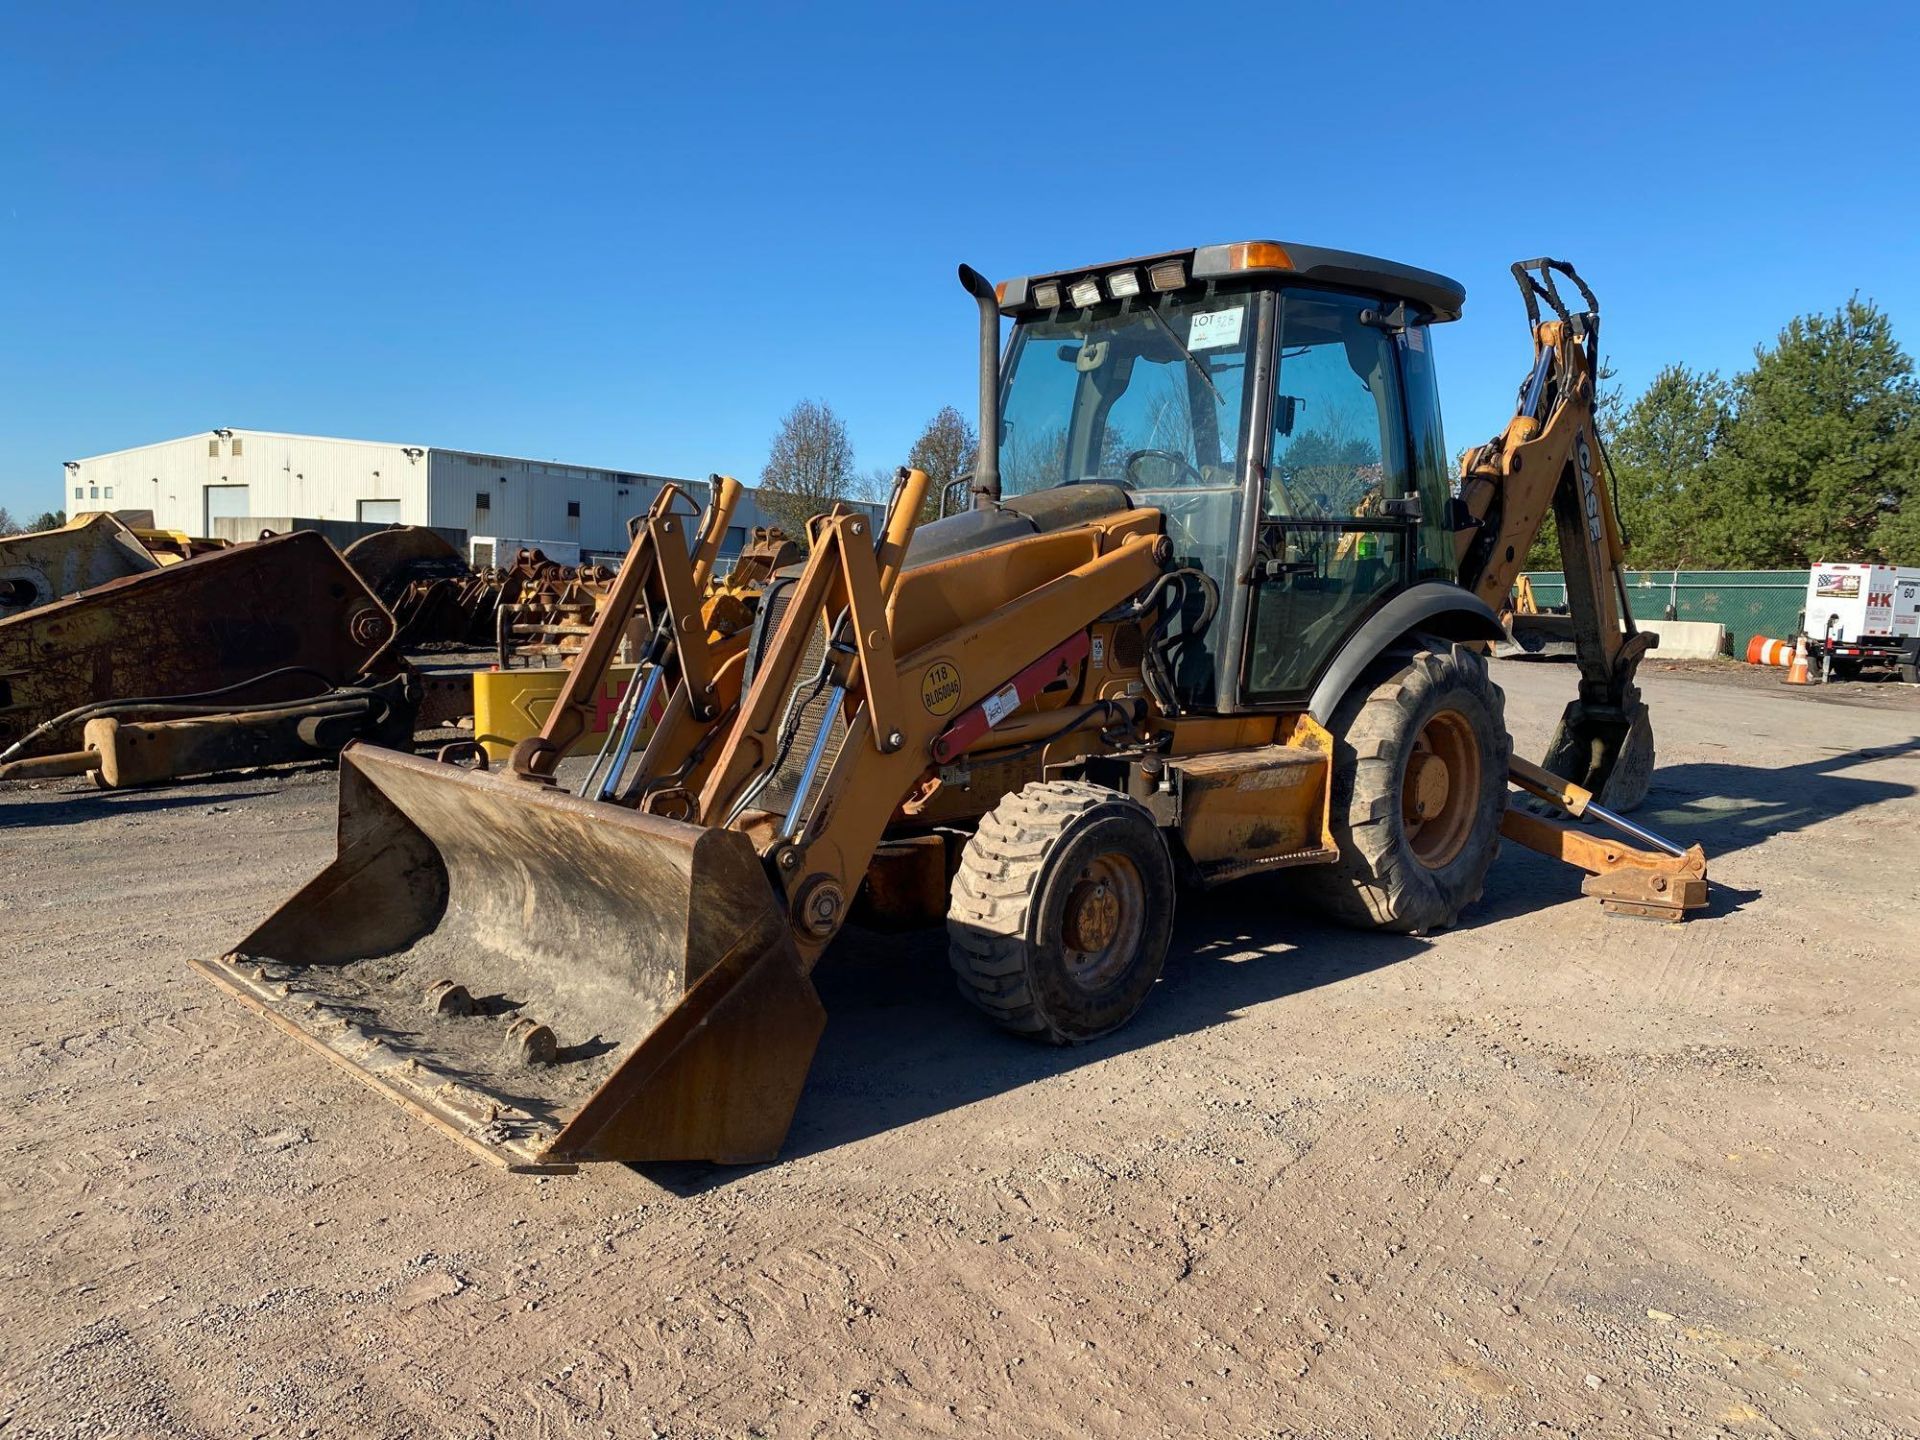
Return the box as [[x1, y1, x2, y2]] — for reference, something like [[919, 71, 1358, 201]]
[[1452, 259, 1655, 809], [696, 471, 1169, 967], [507, 477, 742, 787]]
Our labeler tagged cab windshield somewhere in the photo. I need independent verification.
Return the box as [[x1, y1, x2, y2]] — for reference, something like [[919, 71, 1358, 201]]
[[998, 288, 1257, 497]]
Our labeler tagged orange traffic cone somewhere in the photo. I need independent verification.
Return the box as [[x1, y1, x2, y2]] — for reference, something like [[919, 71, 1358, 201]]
[[1784, 633, 1812, 685], [1747, 635, 1794, 667]]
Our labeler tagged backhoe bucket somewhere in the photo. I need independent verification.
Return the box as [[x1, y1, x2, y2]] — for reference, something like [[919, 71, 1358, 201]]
[[193, 745, 824, 1171]]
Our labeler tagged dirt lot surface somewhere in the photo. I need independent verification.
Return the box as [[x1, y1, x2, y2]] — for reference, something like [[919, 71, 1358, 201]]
[[4, 662, 1918, 1439], [1642, 656, 1920, 711]]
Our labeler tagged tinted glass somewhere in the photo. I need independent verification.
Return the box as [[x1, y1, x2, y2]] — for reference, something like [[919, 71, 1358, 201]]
[[1243, 288, 1418, 701], [1399, 323, 1457, 580], [998, 289, 1256, 497], [1264, 290, 1406, 519]]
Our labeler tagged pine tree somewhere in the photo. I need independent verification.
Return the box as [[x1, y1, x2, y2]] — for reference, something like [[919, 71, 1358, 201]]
[[1706, 297, 1918, 566], [1608, 364, 1731, 568]]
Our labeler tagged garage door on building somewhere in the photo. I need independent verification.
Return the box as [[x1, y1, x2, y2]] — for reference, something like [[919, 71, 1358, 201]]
[[358, 499, 402, 525], [204, 484, 250, 533]]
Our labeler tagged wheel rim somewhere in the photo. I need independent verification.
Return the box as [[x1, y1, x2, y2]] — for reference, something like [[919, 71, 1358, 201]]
[[1402, 708, 1481, 869], [1059, 852, 1146, 990]]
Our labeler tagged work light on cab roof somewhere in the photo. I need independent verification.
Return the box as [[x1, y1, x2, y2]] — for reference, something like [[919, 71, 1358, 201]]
[[994, 241, 1465, 323]]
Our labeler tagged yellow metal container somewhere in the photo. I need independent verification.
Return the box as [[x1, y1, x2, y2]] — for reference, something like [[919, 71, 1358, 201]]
[[472, 664, 640, 763]]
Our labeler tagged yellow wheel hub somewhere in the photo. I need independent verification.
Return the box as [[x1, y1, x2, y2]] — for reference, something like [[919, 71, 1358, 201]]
[[1402, 709, 1482, 870], [1060, 853, 1145, 988]]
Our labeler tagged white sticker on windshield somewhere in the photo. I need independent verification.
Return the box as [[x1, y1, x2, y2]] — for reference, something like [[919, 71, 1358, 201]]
[[1188, 306, 1244, 350]]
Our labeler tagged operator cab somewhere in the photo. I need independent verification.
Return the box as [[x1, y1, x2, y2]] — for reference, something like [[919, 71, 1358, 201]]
[[990, 241, 1464, 713]]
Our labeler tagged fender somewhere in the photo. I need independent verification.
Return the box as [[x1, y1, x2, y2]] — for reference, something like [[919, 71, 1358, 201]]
[[1307, 581, 1506, 724]]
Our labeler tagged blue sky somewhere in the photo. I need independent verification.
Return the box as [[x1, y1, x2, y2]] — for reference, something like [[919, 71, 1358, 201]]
[[3, 2, 1916, 522]]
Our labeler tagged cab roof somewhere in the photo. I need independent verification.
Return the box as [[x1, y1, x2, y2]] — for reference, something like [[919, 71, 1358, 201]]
[[997, 241, 1467, 324]]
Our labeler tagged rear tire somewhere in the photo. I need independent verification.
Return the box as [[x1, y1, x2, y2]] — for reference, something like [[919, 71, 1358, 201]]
[[1899, 644, 1919, 685], [1303, 645, 1509, 934], [947, 781, 1175, 1042]]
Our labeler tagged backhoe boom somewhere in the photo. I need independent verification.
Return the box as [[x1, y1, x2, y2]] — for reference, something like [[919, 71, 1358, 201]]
[[1454, 259, 1655, 810]]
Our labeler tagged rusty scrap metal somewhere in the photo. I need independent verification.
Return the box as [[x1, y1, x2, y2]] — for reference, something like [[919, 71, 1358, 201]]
[[0, 512, 162, 619], [0, 674, 415, 788], [343, 527, 506, 648], [0, 530, 401, 758]]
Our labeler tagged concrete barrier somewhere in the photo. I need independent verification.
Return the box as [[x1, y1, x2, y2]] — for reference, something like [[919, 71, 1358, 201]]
[[1642, 619, 1729, 659]]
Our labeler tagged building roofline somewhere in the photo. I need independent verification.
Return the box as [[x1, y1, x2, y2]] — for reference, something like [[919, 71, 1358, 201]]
[[69, 428, 430, 464], [68, 428, 698, 484], [432, 446, 692, 482]]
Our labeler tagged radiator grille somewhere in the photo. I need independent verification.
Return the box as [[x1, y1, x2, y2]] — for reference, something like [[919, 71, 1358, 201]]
[[741, 595, 848, 821], [742, 578, 795, 692]]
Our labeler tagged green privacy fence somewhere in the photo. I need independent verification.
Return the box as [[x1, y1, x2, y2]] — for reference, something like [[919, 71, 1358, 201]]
[[1520, 570, 1807, 653]]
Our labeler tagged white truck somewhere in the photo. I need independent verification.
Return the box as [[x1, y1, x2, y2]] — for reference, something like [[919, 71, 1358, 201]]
[[468, 536, 581, 570], [1802, 562, 1920, 681]]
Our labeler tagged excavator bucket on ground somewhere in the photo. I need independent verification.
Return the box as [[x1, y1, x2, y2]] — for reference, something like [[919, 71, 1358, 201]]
[[192, 743, 824, 1171], [0, 511, 161, 619]]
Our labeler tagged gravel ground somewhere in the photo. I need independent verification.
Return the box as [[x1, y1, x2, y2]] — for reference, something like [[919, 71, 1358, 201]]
[[2, 660, 1917, 1439]]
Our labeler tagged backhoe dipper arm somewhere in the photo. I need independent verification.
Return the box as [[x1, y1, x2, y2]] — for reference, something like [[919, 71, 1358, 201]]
[[1453, 259, 1655, 810]]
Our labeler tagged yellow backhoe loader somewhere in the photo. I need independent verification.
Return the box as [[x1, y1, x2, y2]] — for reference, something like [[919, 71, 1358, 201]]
[[199, 243, 1708, 1172]]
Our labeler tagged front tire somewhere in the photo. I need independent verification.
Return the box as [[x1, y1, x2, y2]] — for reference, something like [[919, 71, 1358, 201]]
[[947, 781, 1176, 1042], [1304, 645, 1509, 934]]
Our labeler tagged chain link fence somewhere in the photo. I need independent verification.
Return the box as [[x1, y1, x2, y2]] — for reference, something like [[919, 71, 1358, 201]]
[[1521, 570, 1806, 653]]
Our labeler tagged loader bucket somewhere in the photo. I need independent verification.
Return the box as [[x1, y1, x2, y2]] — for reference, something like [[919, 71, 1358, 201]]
[[192, 744, 824, 1171]]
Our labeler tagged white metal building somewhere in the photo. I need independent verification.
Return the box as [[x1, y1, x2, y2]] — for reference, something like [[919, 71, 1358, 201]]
[[59, 428, 811, 564]]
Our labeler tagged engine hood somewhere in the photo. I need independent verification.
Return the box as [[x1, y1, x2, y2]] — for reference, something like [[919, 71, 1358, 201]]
[[904, 483, 1135, 568]]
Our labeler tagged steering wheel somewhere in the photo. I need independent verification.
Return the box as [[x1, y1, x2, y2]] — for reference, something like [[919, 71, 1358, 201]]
[[1124, 449, 1207, 488]]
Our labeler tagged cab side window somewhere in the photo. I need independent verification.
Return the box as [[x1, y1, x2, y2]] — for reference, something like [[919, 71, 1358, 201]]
[[1266, 294, 1407, 518], [1243, 290, 1418, 701], [1399, 322, 1458, 580]]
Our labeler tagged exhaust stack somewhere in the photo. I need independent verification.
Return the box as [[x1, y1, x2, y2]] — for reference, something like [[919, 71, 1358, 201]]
[[957, 263, 1002, 509]]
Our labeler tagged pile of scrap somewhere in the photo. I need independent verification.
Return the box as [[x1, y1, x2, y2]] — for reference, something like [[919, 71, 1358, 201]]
[[472, 498, 801, 764], [341, 526, 501, 648], [0, 510, 229, 620], [493, 553, 617, 667], [488, 529, 804, 671], [0, 489, 799, 793], [0, 531, 413, 789], [341, 529, 625, 656]]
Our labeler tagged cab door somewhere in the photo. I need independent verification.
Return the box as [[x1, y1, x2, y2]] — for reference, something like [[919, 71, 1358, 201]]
[[1239, 288, 1425, 703]]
